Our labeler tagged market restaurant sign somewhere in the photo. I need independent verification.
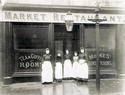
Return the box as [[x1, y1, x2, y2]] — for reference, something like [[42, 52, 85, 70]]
[[0, 11, 125, 24]]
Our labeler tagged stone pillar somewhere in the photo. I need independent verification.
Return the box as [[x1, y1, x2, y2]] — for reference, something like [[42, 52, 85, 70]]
[[2, 22, 13, 85], [0, 23, 2, 82], [121, 25, 125, 76], [116, 25, 125, 77]]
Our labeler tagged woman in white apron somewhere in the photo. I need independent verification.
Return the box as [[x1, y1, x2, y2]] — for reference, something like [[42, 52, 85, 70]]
[[41, 48, 53, 84], [84, 60, 88, 81], [63, 50, 72, 79], [72, 51, 79, 80], [78, 48, 88, 82], [55, 52, 62, 82]]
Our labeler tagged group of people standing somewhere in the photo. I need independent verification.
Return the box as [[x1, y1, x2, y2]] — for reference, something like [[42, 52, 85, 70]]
[[41, 48, 88, 84]]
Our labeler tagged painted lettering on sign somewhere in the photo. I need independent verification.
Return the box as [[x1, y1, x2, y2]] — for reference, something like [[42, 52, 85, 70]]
[[88, 52, 112, 60], [18, 53, 42, 61], [0, 11, 125, 24], [17, 53, 42, 70], [88, 61, 112, 65], [19, 61, 41, 68], [86, 49, 112, 65], [4, 11, 47, 21]]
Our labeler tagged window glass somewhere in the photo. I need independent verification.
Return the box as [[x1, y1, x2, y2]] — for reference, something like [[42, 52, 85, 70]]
[[13, 25, 48, 49]]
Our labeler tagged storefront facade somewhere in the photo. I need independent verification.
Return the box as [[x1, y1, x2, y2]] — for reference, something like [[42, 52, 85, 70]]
[[0, 0, 125, 84]]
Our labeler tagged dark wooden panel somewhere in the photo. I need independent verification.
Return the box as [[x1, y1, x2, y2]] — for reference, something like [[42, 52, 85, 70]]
[[55, 40, 63, 55], [80, 24, 85, 48], [85, 24, 96, 48]]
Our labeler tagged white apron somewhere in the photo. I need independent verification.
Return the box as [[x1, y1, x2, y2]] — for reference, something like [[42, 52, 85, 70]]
[[84, 62, 88, 79], [55, 62, 62, 79], [78, 59, 88, 79], [64, 59, 72, 78], [72, 61, 79, 78], [41, 61, 53, 83]]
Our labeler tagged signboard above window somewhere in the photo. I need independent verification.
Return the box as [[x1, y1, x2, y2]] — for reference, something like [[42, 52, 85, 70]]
[[0, 11, 125, 24]]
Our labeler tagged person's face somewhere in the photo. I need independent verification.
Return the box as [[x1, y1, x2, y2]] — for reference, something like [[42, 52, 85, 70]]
[[57, 53, 61, 56], [66, 50, 69, 54], [74, 52, 77, 56], [81, 49, 84, 53], [46, 50, 49, 54]]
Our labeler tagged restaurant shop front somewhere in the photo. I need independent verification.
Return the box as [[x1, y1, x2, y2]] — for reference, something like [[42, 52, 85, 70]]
[[0, 7, 125, 84]]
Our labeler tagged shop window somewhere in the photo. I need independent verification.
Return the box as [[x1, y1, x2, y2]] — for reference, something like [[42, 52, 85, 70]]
[[85, 24, 116, 49], [13, 24, 48, 49], [85, 24, 116, 70], [100, 25, 116, 49]]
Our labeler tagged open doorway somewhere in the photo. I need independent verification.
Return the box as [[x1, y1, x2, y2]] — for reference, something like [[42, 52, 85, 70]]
[[54, 24, 80, 60]]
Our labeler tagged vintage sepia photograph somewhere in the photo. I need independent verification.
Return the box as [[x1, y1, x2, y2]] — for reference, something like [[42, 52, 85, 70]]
[[0, 0, 125, 95]]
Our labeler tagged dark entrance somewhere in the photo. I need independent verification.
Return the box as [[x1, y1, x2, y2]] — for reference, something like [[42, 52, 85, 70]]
[[54, 24, 80, 60]]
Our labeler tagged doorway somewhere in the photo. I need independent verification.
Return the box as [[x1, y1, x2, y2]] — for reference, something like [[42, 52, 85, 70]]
[[54, 24, 80, 60]]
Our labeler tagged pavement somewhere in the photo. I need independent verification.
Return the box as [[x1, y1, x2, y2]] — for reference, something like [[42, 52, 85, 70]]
[[0, 78, 125, 95]]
